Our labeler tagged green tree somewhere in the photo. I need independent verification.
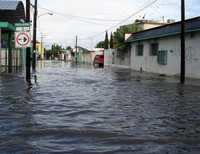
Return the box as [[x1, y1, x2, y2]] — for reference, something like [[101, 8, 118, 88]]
[[104, 31, 109, 49], [96, 41, 105, 48], [66, 46, 72, 51], [113, 23, 139, 50], [110, 32, 114, 49]]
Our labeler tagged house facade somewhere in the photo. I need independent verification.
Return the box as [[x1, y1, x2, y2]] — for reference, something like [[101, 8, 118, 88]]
[[0, 1, 26, 72], [126, 17, 200, 79]]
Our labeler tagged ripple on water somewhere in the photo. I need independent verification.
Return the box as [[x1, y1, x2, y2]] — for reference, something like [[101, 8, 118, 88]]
[[1, 61, 200, 153]]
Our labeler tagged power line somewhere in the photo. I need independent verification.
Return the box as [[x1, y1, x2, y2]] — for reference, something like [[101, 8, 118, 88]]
[[81, 0, 159, 40], [38, 5, 122, 23]]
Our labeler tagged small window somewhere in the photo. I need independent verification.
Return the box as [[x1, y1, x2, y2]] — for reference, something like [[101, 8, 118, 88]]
[[157, 50, 168, 65], [136, 44, 143, 56], [150, 43, 159, 56]]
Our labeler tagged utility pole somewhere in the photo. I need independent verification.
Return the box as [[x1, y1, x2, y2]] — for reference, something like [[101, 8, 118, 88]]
[[32, 0, 38, 72], [26, 0, 31, 83], [180, 0, 185, 84], [75, 35, 78, 64]]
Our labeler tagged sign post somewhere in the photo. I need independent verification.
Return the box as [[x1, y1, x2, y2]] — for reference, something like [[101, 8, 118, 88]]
[[15, 21, 31, 83]]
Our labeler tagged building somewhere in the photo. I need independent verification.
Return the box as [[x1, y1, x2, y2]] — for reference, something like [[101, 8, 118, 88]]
[[72, 46, 95, 64], [135, 19, 168, 31], [104, 20, 169, 68], [0, 1, 26, 72], [36, 41, 45, 60], [126, 17, 200, 79]]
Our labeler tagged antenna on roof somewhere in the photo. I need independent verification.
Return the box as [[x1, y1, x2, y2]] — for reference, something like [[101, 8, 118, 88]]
[[142, 14, 146, 19]]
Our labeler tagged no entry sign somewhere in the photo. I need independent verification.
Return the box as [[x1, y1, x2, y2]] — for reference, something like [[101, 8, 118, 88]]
[[15, 32, 31, 48]]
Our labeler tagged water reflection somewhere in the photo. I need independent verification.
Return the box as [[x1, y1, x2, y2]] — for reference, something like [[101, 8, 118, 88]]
[[0, 75, 36, 153]]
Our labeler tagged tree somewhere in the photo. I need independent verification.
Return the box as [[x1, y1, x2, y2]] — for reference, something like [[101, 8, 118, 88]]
[[104, 31, 109, 49], [66, 46, 72, 51], [113, 23, 139, 50], [95, 21, 140, 50], [110, 32, 114, 49], [96, 41, 105, 48]]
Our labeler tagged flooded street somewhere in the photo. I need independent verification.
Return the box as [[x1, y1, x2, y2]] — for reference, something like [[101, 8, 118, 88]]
[[0, 61, 200, 153]]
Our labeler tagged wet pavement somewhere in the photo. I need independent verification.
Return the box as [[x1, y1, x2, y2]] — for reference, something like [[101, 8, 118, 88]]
[[0, 61, 200, 154]]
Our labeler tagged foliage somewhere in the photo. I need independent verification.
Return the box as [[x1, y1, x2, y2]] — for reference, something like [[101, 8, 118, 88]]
[[104, 31, 109, 49], [113, 23, 139, 50], [95, 21, 140, 50], [110, 32, 114, 49], [45, 43, 63, 59], [96, 41, 105, 48], [66, 46, 72, 51]]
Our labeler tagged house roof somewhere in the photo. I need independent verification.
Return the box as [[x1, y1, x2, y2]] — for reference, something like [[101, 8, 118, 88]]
[[0, 1, 25, 24], [0, 1, 20, 10], [126, 17, 200, 43]]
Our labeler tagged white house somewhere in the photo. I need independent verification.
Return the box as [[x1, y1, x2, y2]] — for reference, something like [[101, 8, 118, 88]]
[[126, 17, 200, 79]]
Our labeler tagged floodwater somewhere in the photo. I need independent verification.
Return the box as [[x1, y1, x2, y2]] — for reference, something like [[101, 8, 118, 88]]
[[0, 61, 200, 154]]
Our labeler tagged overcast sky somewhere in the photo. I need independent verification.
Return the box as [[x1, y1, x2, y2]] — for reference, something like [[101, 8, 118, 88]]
[[21, 0, 200, 49]]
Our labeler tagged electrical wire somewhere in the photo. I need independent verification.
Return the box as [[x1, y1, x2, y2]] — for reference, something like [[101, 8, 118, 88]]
[[38, 5, 122, 23], [81, 0, 159, 40]]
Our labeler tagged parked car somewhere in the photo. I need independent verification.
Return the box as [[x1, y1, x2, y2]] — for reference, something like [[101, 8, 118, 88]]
[[93, 55, 104, 67]]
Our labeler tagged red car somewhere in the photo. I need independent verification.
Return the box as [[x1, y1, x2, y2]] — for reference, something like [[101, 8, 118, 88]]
[[93, 55, 104, 67]]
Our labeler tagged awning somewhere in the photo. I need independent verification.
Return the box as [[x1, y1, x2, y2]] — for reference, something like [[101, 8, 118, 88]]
[[0, 22, 15, 31]]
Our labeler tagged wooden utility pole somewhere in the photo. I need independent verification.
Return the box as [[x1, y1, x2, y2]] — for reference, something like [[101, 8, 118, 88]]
[[32, 0, 38, 72], [180, 0, 186, 84], [26, 0, 31, 83], [75, 35, 78, 64]]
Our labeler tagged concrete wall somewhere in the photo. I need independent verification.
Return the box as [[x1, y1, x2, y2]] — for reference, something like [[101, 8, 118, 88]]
[[104, 49, 130, 68], [104, 49, 114, 65], [130, 32, 200, 78], [79, 52, 93, 64]]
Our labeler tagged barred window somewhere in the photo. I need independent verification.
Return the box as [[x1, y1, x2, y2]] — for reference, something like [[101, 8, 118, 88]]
[[150, 43, 158, 56], [157, 50, 168, 65], [136, 44, 143, 56]]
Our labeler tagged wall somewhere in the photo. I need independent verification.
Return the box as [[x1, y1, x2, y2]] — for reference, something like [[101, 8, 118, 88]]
[[0, 30, 24, 69], [36, 42, 45, 60], [104, 49, 114, 65], [104, 49, 131, 68], [130, 32, 200, 78]]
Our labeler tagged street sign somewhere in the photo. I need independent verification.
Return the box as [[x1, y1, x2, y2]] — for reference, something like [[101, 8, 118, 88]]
[[15, 23, 31, 32], [15, 23, 31, 27], [15, 32, 31, 48]]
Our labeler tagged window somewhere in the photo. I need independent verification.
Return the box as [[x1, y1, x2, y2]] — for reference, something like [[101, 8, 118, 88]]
[[136, 44, 143, 56], [157, 50, 168, 65], [150, 43, 159, 56]]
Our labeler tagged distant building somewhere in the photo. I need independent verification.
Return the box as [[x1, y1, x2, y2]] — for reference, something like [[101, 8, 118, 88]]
[[36, 41, 45, 60], [126, 17, 200, 79], [72, 46, 95, 64], [135, 19, 168, 31], [0, 1, 26, 72]]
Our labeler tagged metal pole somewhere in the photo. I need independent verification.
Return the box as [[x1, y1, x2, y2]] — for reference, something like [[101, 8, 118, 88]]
[[180, 0, 185, 84], [26, 0, 31, 83], [32, 0, 38, 72], [75, 35, 78, 64]]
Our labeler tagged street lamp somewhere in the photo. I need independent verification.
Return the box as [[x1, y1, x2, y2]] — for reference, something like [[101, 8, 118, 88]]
[[38, 12, 53, 18]]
